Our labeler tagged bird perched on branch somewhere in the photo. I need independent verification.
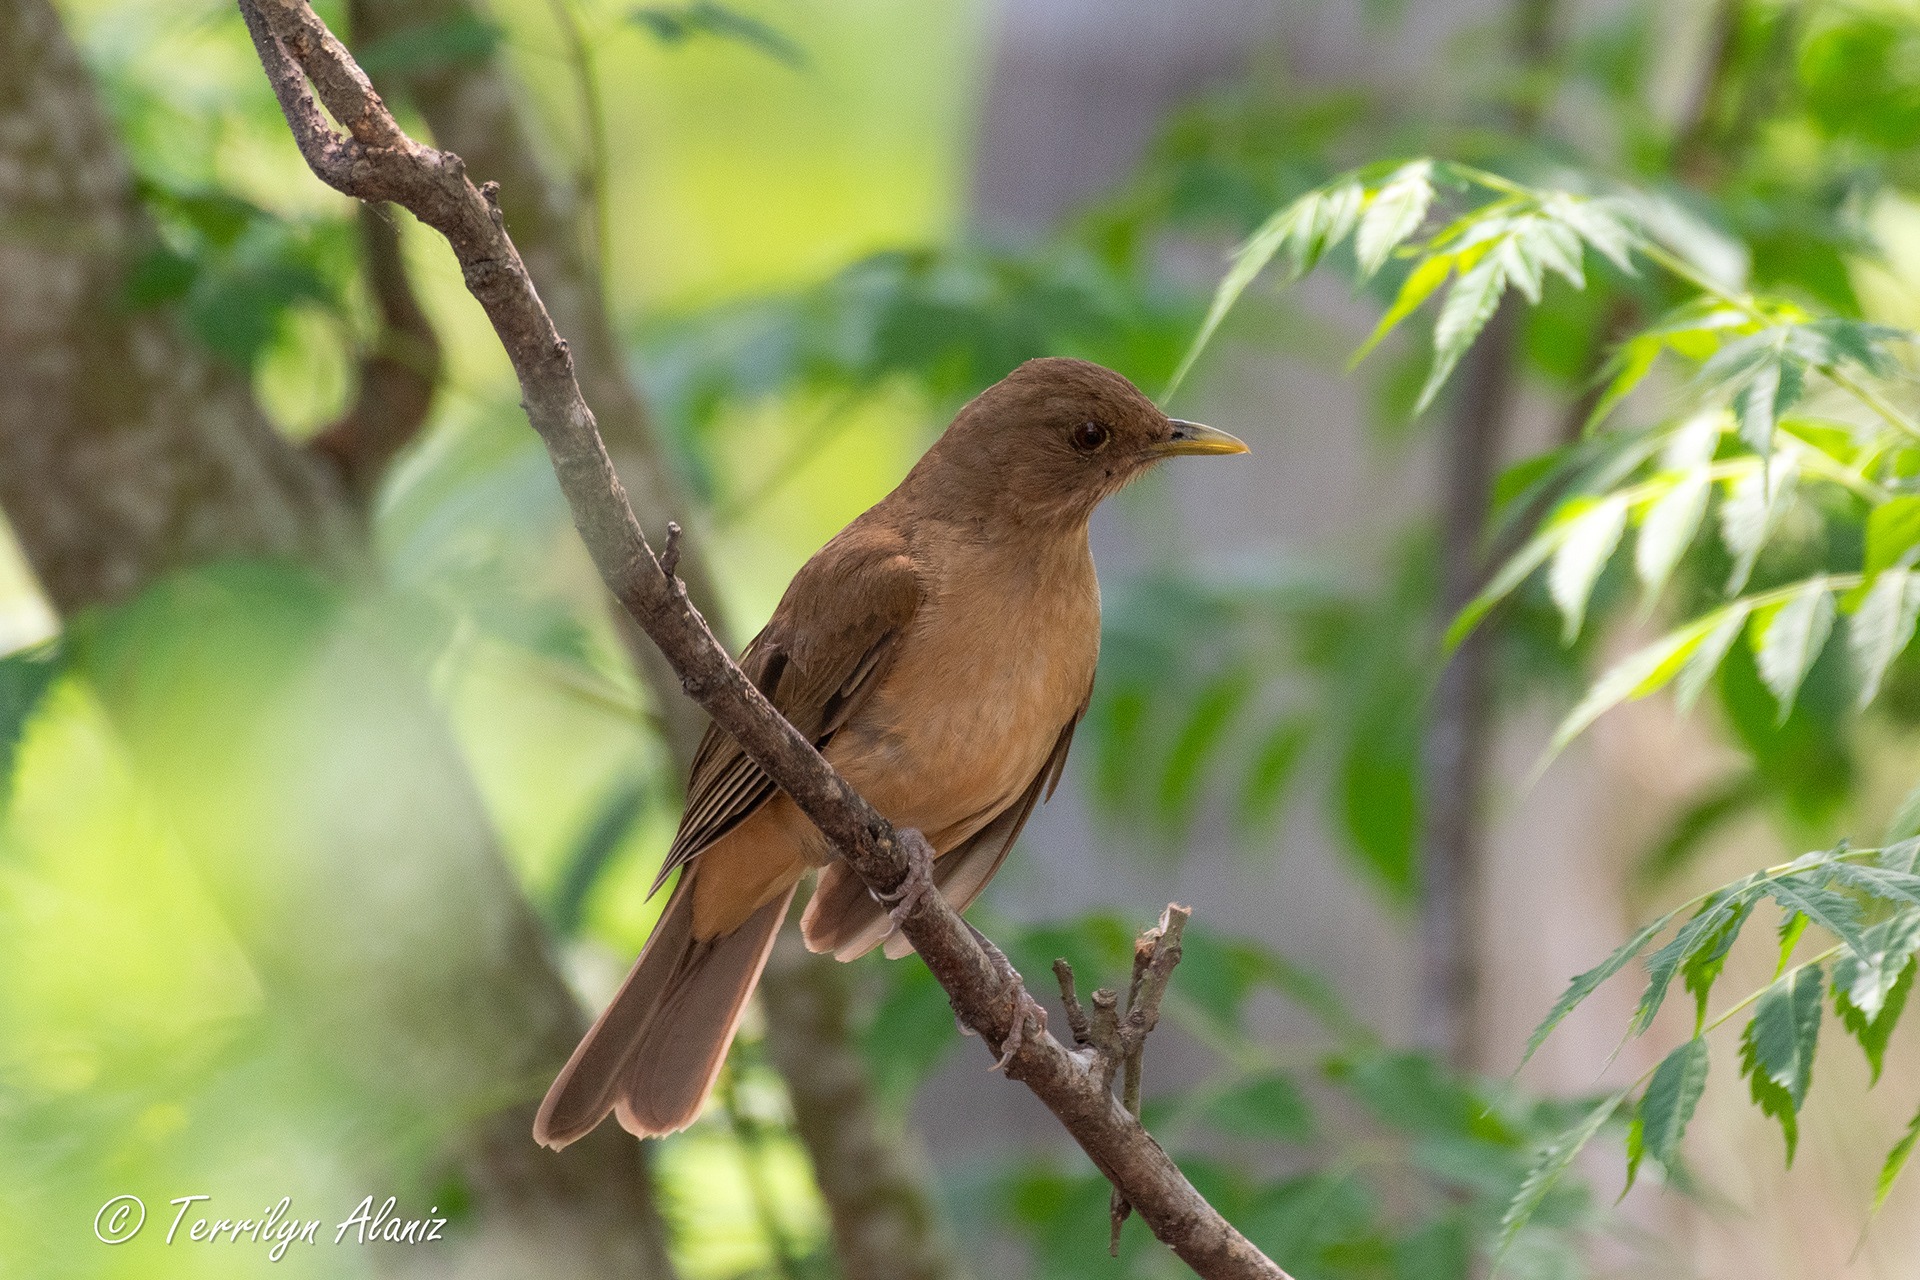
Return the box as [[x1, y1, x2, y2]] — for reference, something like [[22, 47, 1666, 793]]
[[534, 357, 1247, 1146]]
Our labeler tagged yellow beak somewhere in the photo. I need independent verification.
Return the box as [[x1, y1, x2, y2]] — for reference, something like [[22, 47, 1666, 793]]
[[1151, 419, 1250, 457]]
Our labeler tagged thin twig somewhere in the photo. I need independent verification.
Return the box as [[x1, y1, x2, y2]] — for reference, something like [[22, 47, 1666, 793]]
[[236, 4, 1292, 1276]]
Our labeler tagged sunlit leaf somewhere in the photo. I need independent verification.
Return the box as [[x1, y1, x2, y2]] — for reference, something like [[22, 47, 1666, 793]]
[[1354, 161, 1434, 280], [1873, 1102, 1920, 1217], [1720, 458, 1799, 594], [1635, 471, 1710, 610], [1625, 1037, 1709, 1192], [1352, 253, 1454, 368], [1676, 609, 1749, 713], [1586, 335, 1661, 431], [1546, 193, 1637, 271], [1851, 567, 1920, 708], [1547, 609, 1745, 757], [1416, 251, 1508, 412], [1753, 576, 1835, 722], [1549, 495, 1629, 642], [1887, 784, 1920, 844], [1865, 496, 1920, 582], [1168, 189, 1326, 393]]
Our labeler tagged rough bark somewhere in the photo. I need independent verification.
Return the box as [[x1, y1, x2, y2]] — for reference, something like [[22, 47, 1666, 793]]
[[344, 4, 967, 1272], [237, 4, 1297, 1274], [0, 0, 351, 611], [311, 202, 442, 500], [0, 4, 675, 1274], [1416, 302, 1514, 1068]]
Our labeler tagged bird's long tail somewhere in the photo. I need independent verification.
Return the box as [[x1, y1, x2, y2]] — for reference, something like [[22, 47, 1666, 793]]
[[534, 872, 796, 1147]]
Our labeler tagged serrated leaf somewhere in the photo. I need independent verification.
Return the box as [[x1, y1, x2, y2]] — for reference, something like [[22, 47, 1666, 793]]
[[1872, 1102, 1920, 1216], [1587, 336, 1661, 431], [1851, 567, 1920, 708], [1167, 188, 1326, 393], [1528, 215, 1586, 289], [1294, 181, 1365, 277], [1496, 1090, 1629, 1263], [1636, 471, 1710, 609], [1447, 512, 1562, 650], [1832, 909, 1920, 1019], [1352, 252, 1455, 369], [1776, 911, 1811, 977], [1739, 965, 1825, 1162], [1829, 865, 1920, 912], [1549, 495, 1629, 642], [1354, 161, 1435, 280], [1720, 458, 1799, 594], [1883, 837, 1920, 875], [1625, 1037, 1710, 1192], [1522, 913, 1679, 1067], [1676, 609, 1749, 712], [1839, 957, 1915, 1085], [1496, 225, 1545, 305], [1768, 874, 1868, 961], [1547, 193, 1637, 271], [1754, 577, 1835, 721], [1636, 893, 1751, 1036], [1683, 894, 1756, 1029], [1887, 786, 1920, 845], [1416, 252, 1509, 412], [1735, 358, 1784, 457], [1547, 610, 1741, 757]]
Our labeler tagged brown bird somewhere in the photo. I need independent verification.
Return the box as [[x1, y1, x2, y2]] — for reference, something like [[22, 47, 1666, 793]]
[[534, 357, 1247, 1147]]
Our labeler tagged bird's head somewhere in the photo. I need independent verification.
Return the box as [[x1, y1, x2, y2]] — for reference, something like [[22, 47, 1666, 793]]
[[924, 357, 1248, 525]]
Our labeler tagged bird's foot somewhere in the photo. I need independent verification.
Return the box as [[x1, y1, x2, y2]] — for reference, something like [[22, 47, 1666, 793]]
[[876, 827, 939, 925], [967, 922, 1047, 1071]]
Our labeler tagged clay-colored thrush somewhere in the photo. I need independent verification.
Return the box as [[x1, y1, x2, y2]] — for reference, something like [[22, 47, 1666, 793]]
[[534, 357, 1247, 1146]]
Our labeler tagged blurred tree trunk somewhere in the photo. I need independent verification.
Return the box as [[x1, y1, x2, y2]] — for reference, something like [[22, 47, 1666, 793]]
[[347, 2, 964, 1274], [1415, 0, 1558, 1069], [0, 3, 675, 1275]]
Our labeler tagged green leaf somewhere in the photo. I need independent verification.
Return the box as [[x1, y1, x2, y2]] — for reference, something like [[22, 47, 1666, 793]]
[[1545, 192, 1637, 271], [1548, 495, 1629, 642], [1625, 1037, 1710, 1192], [1768, 875, 1868, 961], [1851, 567, 1920, 708], [1635, 471, 1710, 610], [1676, 609, 1750, 713], [0, 642, 62, 811], [1495, 1090, 1628, 1264], [1354, 161, 1435, 280], [1873, 1102, 1920, 1217], [1720, 459, 1799, 594], [1236, 717, 1311, 831], [1865, 496, 1920, 582], [1521, 912, 1679, 1067], [1887, 783, 1920, 844], [1753, 576, 1835, 722], [1168, 190, 1323, 394], [1739, 964, 1825, 1162], [1683, 894, 1757, 1029], [1636, 892, 1753, 1036], [1416, 252, 1508, 412], [1587, 335, 1661, 431], [1830, 909, 1920, 1083], [1204, 1072, 1315, 1142], [1157, 673, 1252, 822], [1353, 253, 1454, 368], [632, 2, 808, 67], [1546, 609, 1742, 757], [1829, 865, 1920, 912], [1447, 516, 1558, 650]]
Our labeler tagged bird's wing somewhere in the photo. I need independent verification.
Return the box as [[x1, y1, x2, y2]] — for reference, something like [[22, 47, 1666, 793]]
[[806, 685, 1090, 962], [650, 527, 921, 896]]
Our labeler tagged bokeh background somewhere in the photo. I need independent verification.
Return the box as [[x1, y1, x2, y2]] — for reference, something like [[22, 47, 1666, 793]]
[[7, 0, 1920, 1277]]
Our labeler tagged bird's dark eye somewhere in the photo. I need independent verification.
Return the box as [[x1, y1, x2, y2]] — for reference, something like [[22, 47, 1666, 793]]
[[1071, 421, 1111, 451]]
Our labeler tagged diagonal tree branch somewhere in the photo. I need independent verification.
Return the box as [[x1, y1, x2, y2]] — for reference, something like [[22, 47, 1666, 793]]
[[236, 4, 1294, 1275]]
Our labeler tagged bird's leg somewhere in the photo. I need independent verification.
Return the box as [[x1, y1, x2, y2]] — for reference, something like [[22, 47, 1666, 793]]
[[965, 921, 1048, 1072], [875, 826, 938, 925]]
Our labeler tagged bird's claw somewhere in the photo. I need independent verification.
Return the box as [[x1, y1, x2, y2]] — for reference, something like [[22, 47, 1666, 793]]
[[967, 922, 1047, 1071], [876, 827, 938, 925]]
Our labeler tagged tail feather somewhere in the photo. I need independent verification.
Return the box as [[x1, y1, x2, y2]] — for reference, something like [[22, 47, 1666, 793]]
[[534, 876, 796, 1148]]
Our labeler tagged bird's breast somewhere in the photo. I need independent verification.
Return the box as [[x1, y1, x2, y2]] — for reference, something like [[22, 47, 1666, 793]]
[[825, 534, 1100, 852]]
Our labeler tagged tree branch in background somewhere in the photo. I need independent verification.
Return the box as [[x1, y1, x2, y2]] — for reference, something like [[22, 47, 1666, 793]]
[[238, 4, 1294, 1273], [310, 202, 441, 500], [344, 1, 969, 1269], [349, 0, 712, 769], [0, 5, 676, 1275], [760, 922, 966, 1280]]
